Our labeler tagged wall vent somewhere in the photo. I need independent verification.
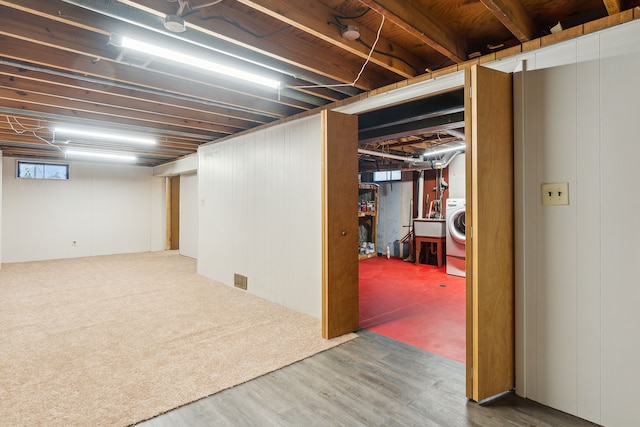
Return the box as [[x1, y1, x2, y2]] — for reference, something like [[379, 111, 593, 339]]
[[234, 273, 248, 290]]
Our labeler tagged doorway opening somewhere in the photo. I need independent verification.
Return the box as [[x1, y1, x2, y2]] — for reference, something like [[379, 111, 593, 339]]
[[325, 65, 514, 401], [167, 175, 180, 251], [356, 89, 467, 364]]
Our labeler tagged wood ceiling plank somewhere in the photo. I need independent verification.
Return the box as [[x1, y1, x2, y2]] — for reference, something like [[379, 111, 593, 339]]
[[0, 138, 195, 157], [2, 6, 327, 112], [0, 147, 64, 158], [51, 0, 388, 91], [0, 71, 257, 135], [480, 0, 536, 42], [0, 84, 236, 137], [0, 35, 301, 119], [285, 79, 347, 102], [603, 0, 622, 15], [234, 0, 421, 78], [0, 65, 270, 126], [0, 0, 111, 34], [0, 5, 319, 113], [0, 94, 223, 141], [0, 129, 200, 167], [0, 123, 203, 157], [0, 4, 115, 58], [356, 0, 468, 63], [186, 0, 403, 88], [0, 134, 51, 145]]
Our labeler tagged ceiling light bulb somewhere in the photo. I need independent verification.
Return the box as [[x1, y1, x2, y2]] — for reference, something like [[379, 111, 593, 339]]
[[66, 150, 137, 162], [121, 37, 281, 89], [341, 25, 360, 40], [164, 15, 186, 32], [54, 126, 155, 145]]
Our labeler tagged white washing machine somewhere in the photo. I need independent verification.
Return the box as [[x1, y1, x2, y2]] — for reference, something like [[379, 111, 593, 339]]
[[446, 198, 466, 277]]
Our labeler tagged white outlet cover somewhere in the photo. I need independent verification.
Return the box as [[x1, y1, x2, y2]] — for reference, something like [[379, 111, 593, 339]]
[[541, 182, 569, 206]]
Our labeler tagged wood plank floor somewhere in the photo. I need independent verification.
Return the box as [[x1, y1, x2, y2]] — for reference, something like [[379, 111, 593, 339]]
[[137, 330, 598, 427]]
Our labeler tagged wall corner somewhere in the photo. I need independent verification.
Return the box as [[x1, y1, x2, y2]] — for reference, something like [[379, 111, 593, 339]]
[[0, 151, 3, 269]]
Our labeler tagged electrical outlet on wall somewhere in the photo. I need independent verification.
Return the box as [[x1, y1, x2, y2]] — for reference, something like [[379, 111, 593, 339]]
[[541, 182, 569, 206]]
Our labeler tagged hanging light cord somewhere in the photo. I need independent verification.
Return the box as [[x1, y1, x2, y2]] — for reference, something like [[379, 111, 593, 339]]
[[5, 115, 62, 152], [288, 13, 385, 89]]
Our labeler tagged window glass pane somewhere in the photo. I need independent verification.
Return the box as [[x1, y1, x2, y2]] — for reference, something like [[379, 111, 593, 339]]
[[372, 170, 401, 182], [372, 171, 388, 181], [18, 162, 43, 179], [44, 164, 69, 179], [17, 161, 69, 180]]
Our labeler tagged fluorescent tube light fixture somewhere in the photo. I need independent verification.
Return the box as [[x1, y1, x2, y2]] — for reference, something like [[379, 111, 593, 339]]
[[121, 37, 281, 89], [66, 150, 137, 162], [423, 144, 466, 158], [54, 126, 155, 145]]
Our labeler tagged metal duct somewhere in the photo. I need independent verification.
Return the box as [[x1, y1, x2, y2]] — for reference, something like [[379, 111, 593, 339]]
[[409, 150, 463, 170], [357, 148, 412, 162], [358, 148, 464, 171]]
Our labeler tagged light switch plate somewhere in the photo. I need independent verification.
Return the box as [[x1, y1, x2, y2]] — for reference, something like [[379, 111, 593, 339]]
[[541, 182, 569, 206]]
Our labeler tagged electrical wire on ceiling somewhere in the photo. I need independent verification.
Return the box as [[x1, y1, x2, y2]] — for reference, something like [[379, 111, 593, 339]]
[[335, 8, 371, 24], [356, 38, 419, 74], [327, 9, 417, 74], [287, 13, 385, 90], [4, 115, 62, 152], [167, 0, 224, 16], [163, 0, 225, 32], [190, 14, 292, 38], [176, 0, 292, 38]]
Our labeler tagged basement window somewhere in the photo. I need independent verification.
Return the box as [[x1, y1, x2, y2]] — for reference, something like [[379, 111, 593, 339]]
[[372, 170, 401, 182], [17, 161, 69, 180]]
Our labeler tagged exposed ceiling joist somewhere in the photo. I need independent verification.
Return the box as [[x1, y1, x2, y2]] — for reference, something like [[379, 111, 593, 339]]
[[235, 0, 420, 79], [356, 0, 468, 63], [480, 0, 536, 42], [359, 112, 465, 145], [0, 0, 629, 167], [113, 0, 388, 91], [603, 0, 623, 15]]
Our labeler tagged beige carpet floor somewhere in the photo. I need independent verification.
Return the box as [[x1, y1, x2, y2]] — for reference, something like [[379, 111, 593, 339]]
[[0, 251, 355, 426]]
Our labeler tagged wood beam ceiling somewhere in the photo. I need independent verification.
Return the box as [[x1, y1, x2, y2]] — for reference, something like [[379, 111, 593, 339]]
[[603, 0, 623, 15], [117, 0, 396, 91], [0, 0, 633, 167], [480, 0, 536, 42], [234, 0, 420, 79], [356, 0, 468, 63]]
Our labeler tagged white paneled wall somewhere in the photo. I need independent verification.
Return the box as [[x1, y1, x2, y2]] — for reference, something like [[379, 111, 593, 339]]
[[1, 158, 165, 262], [447, 153, 466, 199], [574, 42, 602, 424], [198, 116, 323, 318], [376, 180, 412, 257], [514, 19, 640, 427], [0, 151, 2, 266], [179, 172, 198, 259], [599, 51, 640, 427]]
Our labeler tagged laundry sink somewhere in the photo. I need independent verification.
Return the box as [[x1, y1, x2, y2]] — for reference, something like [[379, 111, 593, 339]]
[[413, 218, 446, 237]]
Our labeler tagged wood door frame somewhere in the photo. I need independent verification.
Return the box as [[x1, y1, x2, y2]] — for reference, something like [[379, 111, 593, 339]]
[[321, 110, 359, 339], [465, 65, 515, 401], [166, 175, 180, 251], [322, 66, 515, 401]]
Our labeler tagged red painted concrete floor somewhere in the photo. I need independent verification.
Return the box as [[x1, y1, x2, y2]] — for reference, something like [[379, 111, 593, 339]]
[[359, 256, 466, 363]]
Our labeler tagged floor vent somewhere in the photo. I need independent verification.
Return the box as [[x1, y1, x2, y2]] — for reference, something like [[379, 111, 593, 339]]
[[234, 274, 248, 290]]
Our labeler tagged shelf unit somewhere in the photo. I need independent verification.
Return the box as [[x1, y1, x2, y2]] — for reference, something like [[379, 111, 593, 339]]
[[358, 183, 379, 260]]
